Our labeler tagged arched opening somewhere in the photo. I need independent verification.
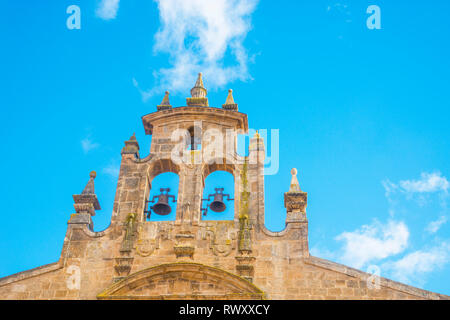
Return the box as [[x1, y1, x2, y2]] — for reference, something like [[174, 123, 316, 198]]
[[201, 170, 235, 221], [146, 172, 179, 222], [187, 125, 202, 150]]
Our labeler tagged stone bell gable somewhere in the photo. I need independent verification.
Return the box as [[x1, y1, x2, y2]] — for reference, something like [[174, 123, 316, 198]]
[[0, 74, 448, 300]]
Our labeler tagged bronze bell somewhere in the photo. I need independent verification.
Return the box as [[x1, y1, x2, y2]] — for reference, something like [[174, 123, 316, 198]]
[[209, 188, 227, 212], [146, 188, 176, 218], [201, 188, 234, 216]]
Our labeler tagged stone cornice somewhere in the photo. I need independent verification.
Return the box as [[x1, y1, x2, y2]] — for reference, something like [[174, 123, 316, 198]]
[[305, 255, 450, 300], [142, 107, 248, 135], [0, 262, 62, 287]]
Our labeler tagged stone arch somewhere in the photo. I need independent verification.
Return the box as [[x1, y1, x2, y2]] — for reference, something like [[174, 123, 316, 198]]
[[202, 159, 240, 220], [147, 158, 180, 183], [97, 263, 264, 300], [145, 159, 181, 221]]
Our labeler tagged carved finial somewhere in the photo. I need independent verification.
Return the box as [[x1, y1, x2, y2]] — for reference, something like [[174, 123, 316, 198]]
[[82, 171, 97, 195], [226, 89, 234, 104], [194, 73, 204, 89], [72, 170, 101, 217], [122, 133, 140, 155], [289, 168, 302, 193], [222, 89, 238, 111], [157, 91, 172, 111], [191, 73, 207, 98], [187, 73, 209, 106]]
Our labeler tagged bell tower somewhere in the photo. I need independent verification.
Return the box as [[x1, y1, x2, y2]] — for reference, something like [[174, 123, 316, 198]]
[[2, 72, 449, 300], [111, 73, 252, 227], [86, 72, 307, 286]]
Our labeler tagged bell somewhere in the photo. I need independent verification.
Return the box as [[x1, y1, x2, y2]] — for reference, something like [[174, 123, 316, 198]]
[[152, 193, 172, 215], [201, 187, 234, 216], [209, 189, 227, 213], [146, 188, 176, 217]]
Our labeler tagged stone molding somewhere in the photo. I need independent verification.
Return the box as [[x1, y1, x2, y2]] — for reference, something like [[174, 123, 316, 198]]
[[0, 262, 62, 288], [305, 256, 450, 300], [97, 262, 265, 300]]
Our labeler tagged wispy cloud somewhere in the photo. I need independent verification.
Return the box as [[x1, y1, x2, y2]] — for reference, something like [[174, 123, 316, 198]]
[[383, 172, 449, 196], [313, 172, 450, 288], [326, 2, 352, 22], [136, 0, 259, 100], [383, 172, 449, 210], [400, 172, 449, 194], [334, 220, 409, 269], [426, 216, 448, 234], [96, 0, 120, 20], [81, 137, 100, 154], [103, 161, 120, 179], [382, 243, 450, 286]]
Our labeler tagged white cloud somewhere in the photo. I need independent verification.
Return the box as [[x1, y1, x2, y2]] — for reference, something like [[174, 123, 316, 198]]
[[400, 172, 449, 194], [426, 216, 448, 234], [96, 0, 120, 20], [335, 220, 409, 269], [81, 137, 100, 154], [103, 162, 120, 178], [382, 243, 450, 286], [384, 172, 449, 195], [312, 172, 450, 288], [138, 0, 259, 99]]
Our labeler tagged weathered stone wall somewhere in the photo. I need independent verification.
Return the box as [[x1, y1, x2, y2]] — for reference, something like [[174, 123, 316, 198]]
[[1, 224, 447, 299], [1, 106, 448, 300]]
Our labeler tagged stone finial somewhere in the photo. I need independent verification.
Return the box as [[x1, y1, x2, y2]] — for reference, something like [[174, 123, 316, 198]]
[[157, 91, 172, 111], [121, 133, 140, 156], [222, 89, 238, 111], [288, 168, 302, 193], [186, 73, 209, 106], [192, 73, 206, 97], [284, 168, 307, 222], [72, 171, 101, 217], [81, 171, 97, 195]]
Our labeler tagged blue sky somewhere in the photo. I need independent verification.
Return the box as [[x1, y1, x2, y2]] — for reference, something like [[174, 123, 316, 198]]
[[1, 0, 450, 296]]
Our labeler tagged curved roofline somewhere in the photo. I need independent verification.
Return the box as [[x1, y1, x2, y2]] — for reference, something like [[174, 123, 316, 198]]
[[141, 106, 248, 135]]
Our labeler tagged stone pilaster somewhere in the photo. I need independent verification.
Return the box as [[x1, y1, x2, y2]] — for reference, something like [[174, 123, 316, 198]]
[[248, 132, 265, 231], [284, 168, 309, 256]]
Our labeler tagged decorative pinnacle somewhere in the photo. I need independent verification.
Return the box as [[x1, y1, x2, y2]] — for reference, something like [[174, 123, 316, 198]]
[[222, 89, 238, 111], [187, 72, 209, 106], [122, 132, 140, 155], [288, 168, 302, 193], [190, 73, 207, 98], [195, 73, 204, 88], [157, 91, 172, 111], [160, 91, 170, 105], [73, 170, 101, 215], [82, 171, 97, 195], [225, 89, 235, 104]]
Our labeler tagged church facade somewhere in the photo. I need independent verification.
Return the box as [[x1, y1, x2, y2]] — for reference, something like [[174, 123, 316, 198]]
[[0, 74, 448, 300]]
